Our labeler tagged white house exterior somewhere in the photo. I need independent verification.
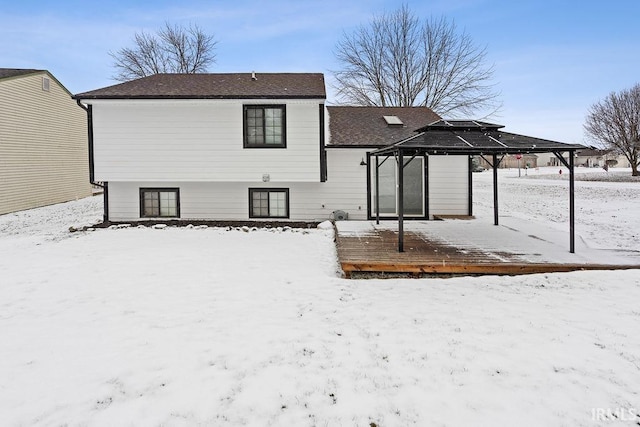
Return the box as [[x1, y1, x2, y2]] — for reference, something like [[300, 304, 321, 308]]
[[74, 73, 471, 222]]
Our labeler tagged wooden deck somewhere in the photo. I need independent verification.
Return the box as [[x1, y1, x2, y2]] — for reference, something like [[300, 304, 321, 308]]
[[336, 227, 639, 278]]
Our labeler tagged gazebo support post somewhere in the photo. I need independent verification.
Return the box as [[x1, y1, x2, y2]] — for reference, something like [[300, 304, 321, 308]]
[[552, 151, 576, 253], [398, 150, 404, 252], [569, 152, 575, 253], [468, 156, 473, 216], [375, 155, 380, 225], [492, 153, 499, 226]]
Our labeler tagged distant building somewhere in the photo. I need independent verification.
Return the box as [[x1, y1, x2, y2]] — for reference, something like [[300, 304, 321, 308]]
[[0, 69, 91, 215], [477, 153, 538, 170]]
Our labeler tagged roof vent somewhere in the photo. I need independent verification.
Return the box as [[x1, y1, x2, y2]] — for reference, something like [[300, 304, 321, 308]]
[[42, 76, 50, 92], [383, 115, 403, 126], [251, 71, 257, 81]]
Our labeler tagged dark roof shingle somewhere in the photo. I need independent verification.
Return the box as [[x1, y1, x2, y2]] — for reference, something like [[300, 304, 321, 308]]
[[0, 68, 44, 80], [73, 73, 326, 100], [327, 106, 441, 146]]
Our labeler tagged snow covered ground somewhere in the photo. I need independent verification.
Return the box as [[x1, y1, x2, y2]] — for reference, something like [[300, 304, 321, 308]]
[[474, 167, 640, 253], [1, 170, 639, 426]]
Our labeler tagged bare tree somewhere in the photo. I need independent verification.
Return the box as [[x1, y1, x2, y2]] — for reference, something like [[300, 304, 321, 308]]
[[333, 5, 500, 117], [110, 22, 217, 82], [584, 84, 640, 176]]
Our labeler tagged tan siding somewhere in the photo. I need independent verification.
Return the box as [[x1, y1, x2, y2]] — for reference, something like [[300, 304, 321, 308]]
[[0, 72, 91, 215]]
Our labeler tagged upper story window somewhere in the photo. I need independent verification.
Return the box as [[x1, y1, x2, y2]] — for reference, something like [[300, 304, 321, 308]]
[[244, 105, 286, 148]]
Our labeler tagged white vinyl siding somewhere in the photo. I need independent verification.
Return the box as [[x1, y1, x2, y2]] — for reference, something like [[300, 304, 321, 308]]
[[91, 99, 321, 182], [0, 72, 91, 215], [106, 147, 369, 221], [105, 151, 469, 221]]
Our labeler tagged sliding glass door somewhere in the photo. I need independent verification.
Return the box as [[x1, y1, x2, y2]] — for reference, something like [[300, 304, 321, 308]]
[[372, 156, 424, 217]]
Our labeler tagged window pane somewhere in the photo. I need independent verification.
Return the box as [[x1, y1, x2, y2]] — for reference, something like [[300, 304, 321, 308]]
[[143, 192, 159, 216], [376, 159, 396, 214], [403, 158, 423, 215], [159, 191, 177, 217], [252, 191, 269, 217], [269, 191, 286, 217], [371, 158, 424, 216], [246, 108, 265, 145], [266, 108, 281, 119]]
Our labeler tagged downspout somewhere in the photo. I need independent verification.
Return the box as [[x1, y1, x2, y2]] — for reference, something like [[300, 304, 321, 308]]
[[76, 99, 108, 222]]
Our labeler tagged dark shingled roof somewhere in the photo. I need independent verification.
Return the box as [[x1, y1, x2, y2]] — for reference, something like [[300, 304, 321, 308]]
[[327, 106, 441, 146], [73, 73, 326, 100], [0, 68, 44, 80]]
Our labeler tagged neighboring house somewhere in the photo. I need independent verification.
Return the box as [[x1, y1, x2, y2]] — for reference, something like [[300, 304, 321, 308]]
[[536, 152, 553, 167], [611, 155, 633, 168], [74, 73, 473, 222], [600, 152, 633, 168], [0, 69, 91, 215], [541, 148, 630, 169], [477, 153, 538, 170], [575, 148, 611, 168]]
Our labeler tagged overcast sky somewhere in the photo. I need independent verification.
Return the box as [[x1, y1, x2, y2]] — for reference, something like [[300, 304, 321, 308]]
[[2, 0, 639, 144]]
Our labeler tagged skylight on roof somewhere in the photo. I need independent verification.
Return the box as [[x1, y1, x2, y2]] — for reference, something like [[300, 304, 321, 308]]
[[383, 115, 403, 126]]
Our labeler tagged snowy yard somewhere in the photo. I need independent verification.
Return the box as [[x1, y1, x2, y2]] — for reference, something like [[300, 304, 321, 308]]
[[1, 168, 639, 426]]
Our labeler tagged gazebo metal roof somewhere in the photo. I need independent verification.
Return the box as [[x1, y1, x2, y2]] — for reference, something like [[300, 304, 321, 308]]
[[371, 120, 584, 156], [369, 120, 585, 254]]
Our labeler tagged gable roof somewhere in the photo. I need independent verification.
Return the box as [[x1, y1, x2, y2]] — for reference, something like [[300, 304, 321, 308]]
[[327, 106, 441, 147], [0, 68, 75, 96], [0, 68, 45, 80], [73, 73, 326, 100]]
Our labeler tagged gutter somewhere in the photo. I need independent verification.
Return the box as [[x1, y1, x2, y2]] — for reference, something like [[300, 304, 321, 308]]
[[75, 100, 98, 185], [76, 99, 108, 222]]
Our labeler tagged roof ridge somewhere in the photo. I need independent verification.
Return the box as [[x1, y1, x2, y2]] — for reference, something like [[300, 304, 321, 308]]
[[74, 72, 326, 100]]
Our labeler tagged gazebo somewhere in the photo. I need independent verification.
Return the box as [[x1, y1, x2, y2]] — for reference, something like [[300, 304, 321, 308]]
[[368, 120, 585, 253]]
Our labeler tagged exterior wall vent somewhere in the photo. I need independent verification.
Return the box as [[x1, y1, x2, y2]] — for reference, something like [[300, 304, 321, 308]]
[[42, 76, 50, 92], [333, 210, 348, 221]]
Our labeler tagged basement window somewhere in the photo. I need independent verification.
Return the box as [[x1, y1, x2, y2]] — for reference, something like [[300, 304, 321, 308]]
[[140, 188, 180, 218], [249, 188, 289, 218]]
